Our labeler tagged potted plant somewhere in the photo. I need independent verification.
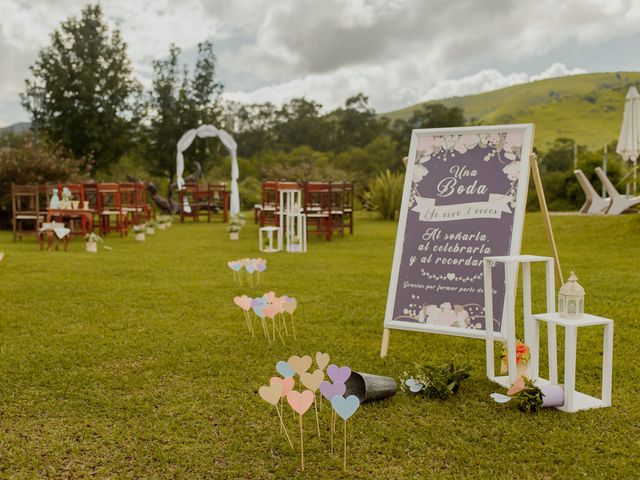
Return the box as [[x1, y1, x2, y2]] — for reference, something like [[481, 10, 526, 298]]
[[85, 232, 102, 253], [290, 235, 302, 252], [133, 224, 145, 242], [499, 339, 530, 378], [146, 220, 157, 236], [227, 214, 245, 240]]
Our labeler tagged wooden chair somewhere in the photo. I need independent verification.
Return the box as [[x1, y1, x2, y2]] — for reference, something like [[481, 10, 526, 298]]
[[595, 167, 640, 214], [304, 182, 332, 241], [11, 184, 45, 241], [120, 182, 146, 229], [343, 182, 354, 234], [574, 170, 610, 214], [260, 181, 279, 227], [210, 183, 229, 223], [96, 183, 125, 236], [179, 183, 212, 223], [328, 182, 345, 237]]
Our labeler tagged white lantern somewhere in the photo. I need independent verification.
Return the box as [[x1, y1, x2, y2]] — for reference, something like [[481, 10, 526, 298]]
[[558, 271, 585, 319]]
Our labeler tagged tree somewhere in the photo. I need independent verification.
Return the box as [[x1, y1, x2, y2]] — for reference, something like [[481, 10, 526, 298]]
[[146, 42, 224, 180], [273, 98, 334, 152], [331, 93, 387, 152], [22, 4, 141, 174], [390, 103, 466, 156]]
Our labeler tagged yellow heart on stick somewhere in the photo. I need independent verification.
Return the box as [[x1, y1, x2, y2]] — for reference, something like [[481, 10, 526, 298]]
[[259, 382, 283, 406], [315, 352, 330, 370], [300, 368, 324, 392], [288, 355, 312, 376]]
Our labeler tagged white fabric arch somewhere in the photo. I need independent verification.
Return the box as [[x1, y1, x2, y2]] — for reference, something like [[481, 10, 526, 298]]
[[176, 124, 240, 216]]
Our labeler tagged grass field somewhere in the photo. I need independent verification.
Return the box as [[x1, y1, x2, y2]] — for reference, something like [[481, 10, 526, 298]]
[[1, 213, 639, 478], [383, 72, 640, 150]]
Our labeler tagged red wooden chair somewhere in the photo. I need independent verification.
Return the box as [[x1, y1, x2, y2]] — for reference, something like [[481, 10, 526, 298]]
[[120, 182, 146, 230], [210, 183, 229, 223], [179, 183, 212, 223], [304, 181, 332, 241], [343, 182, 354, 234], [96, 183, 125, 236]]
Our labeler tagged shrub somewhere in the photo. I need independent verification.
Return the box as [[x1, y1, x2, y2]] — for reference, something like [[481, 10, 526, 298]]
[[362, 169, 404, 220]]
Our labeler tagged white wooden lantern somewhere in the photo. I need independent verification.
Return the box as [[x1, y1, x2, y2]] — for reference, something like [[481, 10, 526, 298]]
[[558, 271, 584, 319]]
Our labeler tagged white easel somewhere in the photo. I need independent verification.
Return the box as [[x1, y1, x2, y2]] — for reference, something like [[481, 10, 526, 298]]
[[279, 189, 307, 253], [483, 255, 555, 388]]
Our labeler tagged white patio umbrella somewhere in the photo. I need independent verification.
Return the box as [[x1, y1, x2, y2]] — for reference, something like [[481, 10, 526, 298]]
[[616, 86, 640, 194]]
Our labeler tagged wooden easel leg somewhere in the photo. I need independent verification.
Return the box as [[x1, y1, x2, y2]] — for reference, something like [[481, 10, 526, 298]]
[[380, 328, 390, 358], [530, 154, 564, 285]]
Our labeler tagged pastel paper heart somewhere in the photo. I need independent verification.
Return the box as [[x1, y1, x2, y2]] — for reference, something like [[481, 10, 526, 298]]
[[287, 390, 314, 415], [490, 392, 513, 404], [272, 297, 287, 314], [259, 382, 282, 406], [263, 291, 277, 303], [327, 364, 351, 383], [245, 263, 256, 274], [227, 261, 242, 272], [256, 262, 267, 272], [315, 352, 330, 370], [331, 395, 360, 420], [405, 378, 424, 393], [275, 360, 295, 378], [283, 297, 298, 314], [263, 304, 279, 319], [287, 355, 312, 376], [300, 368, 324, 392], [507, 377, 526, 396], [319, 380, 346, 401], [233, 295, 252, 311], [251, 302, 265, 318], [270, 376, 295, 397]]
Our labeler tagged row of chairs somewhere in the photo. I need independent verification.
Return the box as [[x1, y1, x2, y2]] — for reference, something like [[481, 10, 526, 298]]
[[11, 182, 153, 242], [178, 182, 229, 223], [255, 181, 354, 241]]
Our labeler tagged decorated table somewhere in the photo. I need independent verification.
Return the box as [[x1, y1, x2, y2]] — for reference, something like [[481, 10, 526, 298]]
[[47, 208, 94, 237]]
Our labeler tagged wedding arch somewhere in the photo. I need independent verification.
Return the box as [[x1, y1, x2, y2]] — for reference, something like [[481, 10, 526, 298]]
[[176, 124, 240, 216]]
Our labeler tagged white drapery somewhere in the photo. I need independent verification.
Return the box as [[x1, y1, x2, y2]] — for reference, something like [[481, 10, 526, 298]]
[[176, 124, 240, 216]]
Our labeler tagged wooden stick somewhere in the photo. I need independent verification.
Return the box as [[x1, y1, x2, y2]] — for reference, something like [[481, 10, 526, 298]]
[[272, 318, 285, 344], [331, 408, 335, 454], [275, 403, 294, 449], [343, 419, 347, 471], [299, 414, 304, 471], [280, 313, 289, 336], [530, 153, 564, 284], [290, 313, 297, 340], [313, 395, 320, 439]]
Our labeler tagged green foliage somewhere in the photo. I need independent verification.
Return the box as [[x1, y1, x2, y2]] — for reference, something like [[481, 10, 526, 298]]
[[0, 133, 85, 219], [363, 169, 404, 220], [146, 41, 224, 179], [513, 378, 545, 414], [0, 214, 639, 477], [401, 359, 472, 400], [22, 4, 141, 173]]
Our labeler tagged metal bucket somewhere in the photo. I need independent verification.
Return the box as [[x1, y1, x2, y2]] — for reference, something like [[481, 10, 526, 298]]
[[345, 371, 397, 403]]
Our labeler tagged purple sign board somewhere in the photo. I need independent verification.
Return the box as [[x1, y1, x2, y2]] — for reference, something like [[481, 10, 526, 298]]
[[384, 125, 534, 339]]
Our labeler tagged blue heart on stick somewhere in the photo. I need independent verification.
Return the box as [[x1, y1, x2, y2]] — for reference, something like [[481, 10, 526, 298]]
[[331, 394, 360, 420], [405, 378, 424, 393], [276, 360, 295, 378]]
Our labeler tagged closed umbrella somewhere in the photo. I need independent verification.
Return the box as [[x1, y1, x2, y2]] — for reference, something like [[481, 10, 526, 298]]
[[616, 86, 640, 194]]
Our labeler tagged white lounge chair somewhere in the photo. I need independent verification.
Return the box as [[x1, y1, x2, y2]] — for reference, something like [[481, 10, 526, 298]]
[[595, 167, 640, 214], [574, 169, 611, 214]]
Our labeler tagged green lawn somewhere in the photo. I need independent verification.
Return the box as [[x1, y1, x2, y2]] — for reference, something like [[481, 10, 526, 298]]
[[1, 213, 639, 478]]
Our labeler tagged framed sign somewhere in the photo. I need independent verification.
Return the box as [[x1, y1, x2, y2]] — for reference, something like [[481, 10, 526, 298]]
[[382, 124, 534, 346]]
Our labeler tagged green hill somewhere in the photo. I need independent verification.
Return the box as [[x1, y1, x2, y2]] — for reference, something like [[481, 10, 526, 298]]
[[383, 72, 640, 150]]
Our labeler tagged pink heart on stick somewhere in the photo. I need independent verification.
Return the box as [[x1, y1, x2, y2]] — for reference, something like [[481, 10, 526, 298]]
[[263, 304, 279, 319], [233, 295, 252, 311], [270, 376, 295, 397], [327, 364, 351, 383], [287, 390, 314, 415], [319, 380, 346, 401]]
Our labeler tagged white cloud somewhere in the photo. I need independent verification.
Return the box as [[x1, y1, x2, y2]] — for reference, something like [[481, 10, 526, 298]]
[[1, 0, 639, 125]]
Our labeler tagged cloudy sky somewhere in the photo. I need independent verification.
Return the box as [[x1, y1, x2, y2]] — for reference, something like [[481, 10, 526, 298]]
[[1, 0, 640, 126]]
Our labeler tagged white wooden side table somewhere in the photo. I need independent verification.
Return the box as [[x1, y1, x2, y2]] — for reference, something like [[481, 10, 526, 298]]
[[483, 255, 555, 387], [259, 226, 281, 253], [531, 312, 613, 413]]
